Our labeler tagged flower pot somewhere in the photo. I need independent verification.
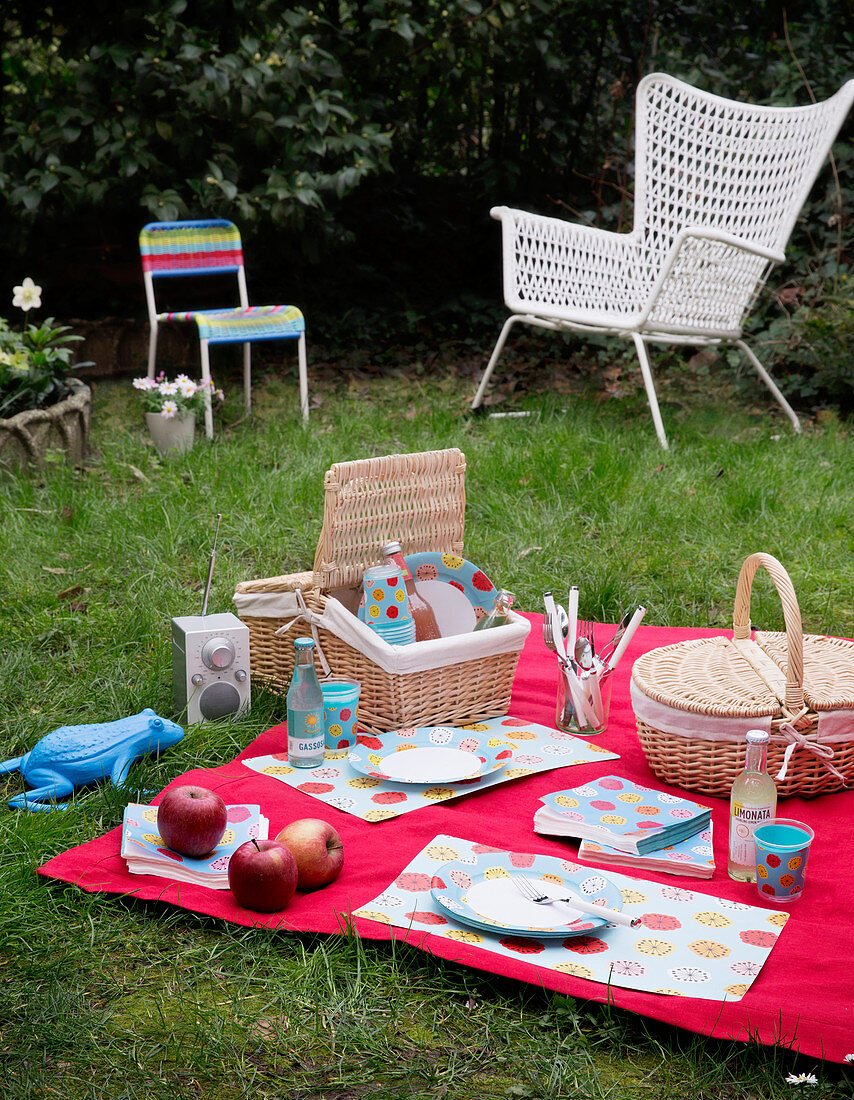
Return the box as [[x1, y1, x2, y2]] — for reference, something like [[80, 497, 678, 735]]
[[0, 378, 91, 470], [146, 411, 196, 455]]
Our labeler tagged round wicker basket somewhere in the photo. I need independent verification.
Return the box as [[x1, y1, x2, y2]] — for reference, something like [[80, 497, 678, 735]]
[[632, 553, 854, 798]]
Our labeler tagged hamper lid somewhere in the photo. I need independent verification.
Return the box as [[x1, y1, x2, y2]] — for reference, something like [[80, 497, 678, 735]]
[[312, 448, 467, 590], [631, 632, 854, 720]]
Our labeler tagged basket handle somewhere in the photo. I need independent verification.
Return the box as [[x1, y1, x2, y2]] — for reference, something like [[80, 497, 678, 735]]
[[732, 552, 804, 713]]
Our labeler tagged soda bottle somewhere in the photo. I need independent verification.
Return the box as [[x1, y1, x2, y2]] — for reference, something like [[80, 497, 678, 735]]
[[381, 540, 441, 641], [474, 589, 515, 630], [287, 638, 325, 768], [728, 728, 777, 882]]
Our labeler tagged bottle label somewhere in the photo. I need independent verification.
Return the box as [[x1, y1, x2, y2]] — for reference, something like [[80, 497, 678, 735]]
[[288, 709, 325, 758], [729, 801, 775, 866]]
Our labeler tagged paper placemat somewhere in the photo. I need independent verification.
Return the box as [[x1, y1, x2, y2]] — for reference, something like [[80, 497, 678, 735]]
[[242, 716, 619, 821], [353, 834, 789, 1001]]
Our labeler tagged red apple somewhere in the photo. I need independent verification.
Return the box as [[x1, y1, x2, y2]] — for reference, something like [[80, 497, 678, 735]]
[[276, 818, 344, 889], [157, 785, 227, 857], [228, 838, 298, 912]]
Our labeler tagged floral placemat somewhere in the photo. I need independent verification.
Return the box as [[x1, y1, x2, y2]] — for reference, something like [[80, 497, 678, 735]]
[[353, 834, 789, 1001], [242, 716, 618, 822]]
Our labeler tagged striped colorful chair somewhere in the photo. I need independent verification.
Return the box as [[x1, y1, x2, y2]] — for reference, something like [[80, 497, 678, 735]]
[[139, 219, 308, 437]]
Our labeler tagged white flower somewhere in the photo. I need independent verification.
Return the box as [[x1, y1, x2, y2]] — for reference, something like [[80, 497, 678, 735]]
[[12, 277, 42, 311], [132, 377, 159, 391], [178, 379, 197, 398], [845, 1054, 854, 1063], [160, 400, 179, 419], [785, 1072, 818, 1085], [158, 381, 179, 396], [175, 374, 192, 385]]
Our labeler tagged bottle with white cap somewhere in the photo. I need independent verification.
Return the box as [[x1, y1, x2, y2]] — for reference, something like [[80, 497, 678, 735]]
[[728, 728, 777, 882]]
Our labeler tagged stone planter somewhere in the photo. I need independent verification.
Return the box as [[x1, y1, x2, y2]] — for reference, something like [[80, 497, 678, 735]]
[[145, 411, 196, 455], [0, 378, 91, 470]]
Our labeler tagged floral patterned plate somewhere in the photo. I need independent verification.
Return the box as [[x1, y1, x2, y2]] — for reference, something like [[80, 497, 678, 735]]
[[404, 552, 497, 616], [430, 849, 624, 939], [357, 553, 497, 629], [348, 726, 511, 784]]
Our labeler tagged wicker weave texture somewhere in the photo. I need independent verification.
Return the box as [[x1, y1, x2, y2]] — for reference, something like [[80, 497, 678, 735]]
[[234, 449, 521, 733], [243, 604, 520, 736], [637, 717, 854, 799], [313, 448, 467, 590], [632, 553, 854, 798]]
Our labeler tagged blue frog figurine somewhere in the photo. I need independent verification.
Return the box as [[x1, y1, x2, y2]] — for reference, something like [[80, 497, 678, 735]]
[[0, 709, 184, 811]]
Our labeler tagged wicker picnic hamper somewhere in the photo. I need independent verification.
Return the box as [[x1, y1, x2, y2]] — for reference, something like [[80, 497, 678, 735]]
[[631, 553, 854, 798], [232, 448, 529, 735]]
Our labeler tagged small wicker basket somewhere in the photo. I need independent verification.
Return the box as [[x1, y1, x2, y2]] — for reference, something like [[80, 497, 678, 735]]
[[233, 448, 528, 735], [631, 552, 854, 798]]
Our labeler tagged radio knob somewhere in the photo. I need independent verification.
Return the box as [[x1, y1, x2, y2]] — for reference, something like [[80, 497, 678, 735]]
[[201, 636, 236, 670], [234, 669, 247, 683]]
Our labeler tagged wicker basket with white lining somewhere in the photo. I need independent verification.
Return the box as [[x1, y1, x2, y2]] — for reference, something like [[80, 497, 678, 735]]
[[233, 448, 530, 735]]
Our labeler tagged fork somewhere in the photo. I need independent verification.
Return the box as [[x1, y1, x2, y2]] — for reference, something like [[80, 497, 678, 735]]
[[511, 873, 641, 928]]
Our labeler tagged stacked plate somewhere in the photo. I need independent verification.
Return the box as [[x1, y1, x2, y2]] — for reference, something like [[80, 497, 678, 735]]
[[430, 850, 626, 938], [348, 725, 512, 784]]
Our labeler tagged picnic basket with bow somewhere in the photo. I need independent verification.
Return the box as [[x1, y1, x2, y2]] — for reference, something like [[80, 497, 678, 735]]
[[232, 448, 529, 735], [631, 552, 854, 798]]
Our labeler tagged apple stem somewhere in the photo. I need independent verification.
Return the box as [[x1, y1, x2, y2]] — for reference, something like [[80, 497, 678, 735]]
[[252, 838, 261, 852]]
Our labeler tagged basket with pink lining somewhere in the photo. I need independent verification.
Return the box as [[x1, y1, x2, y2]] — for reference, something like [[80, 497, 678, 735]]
[[631, 552, 854, 798]]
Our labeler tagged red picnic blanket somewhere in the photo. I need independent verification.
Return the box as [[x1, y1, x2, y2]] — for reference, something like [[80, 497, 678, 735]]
[[38, 615, 854, 1063]]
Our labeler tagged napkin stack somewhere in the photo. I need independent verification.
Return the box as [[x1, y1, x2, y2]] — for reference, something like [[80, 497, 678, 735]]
[[577, 822, 715, 878], [534, 775, 714, 872], [121, 802, 269, 888]]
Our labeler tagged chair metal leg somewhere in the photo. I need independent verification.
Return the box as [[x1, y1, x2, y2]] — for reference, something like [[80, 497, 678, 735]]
[[734, 338, 801, 434], [297, 332, 309, 423], [147, 325, 158, 379], [243, 343, 252, 414], [630, 332, 670, 450], [471, 314, 525, 410], [199, 339, 214, 440]]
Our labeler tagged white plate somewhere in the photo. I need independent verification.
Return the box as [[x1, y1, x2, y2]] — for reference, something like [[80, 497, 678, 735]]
[[430, 850, 624, 938], [348, 728, 511, 784], [414, 579, 476, 635]]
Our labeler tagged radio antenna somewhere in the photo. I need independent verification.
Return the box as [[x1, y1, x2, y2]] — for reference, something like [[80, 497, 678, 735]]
[[200, 513, 223, 617]]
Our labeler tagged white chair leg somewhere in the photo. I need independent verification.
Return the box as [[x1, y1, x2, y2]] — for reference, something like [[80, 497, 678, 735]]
[[147, 324, 158, 379], [199, 339, 214, 440], [297, 332, 309, 423], [243, 343, 252, 414], [735, 338, 801, 434], [472, 314, 525, 410], [630, 332, 670, 450]]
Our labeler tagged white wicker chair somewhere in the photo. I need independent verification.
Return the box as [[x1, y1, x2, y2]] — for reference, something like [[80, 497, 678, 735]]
[[473, 72, 854, 447]]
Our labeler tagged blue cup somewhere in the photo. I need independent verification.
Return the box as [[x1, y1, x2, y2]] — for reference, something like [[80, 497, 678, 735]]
[[321, 679, 360, 750], [754, 818, 814, 904]]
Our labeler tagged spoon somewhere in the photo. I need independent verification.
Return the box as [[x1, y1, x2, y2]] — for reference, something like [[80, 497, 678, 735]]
[[574, 634, 594, 670]]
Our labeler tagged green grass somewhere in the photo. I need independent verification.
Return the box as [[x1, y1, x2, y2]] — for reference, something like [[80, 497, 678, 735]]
[[2, 351, 854, 1099]]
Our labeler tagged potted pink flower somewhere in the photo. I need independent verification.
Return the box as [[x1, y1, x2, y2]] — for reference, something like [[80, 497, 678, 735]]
[[132, 373, 222, 454]]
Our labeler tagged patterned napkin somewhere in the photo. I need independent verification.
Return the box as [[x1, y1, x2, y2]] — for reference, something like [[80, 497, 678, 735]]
[[353, 833, 789, 1001], [242, 716, 619, 822]]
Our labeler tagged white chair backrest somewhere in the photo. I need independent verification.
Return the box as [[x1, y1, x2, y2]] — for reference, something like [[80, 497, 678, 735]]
[[635, 73, 854, 261]]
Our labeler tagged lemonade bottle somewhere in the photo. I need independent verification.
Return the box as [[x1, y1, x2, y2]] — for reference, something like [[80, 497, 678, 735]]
[[728, 728, 777, 882]]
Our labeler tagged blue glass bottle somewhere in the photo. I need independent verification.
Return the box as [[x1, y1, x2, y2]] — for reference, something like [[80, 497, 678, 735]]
[[287, 638, 325, 768]]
